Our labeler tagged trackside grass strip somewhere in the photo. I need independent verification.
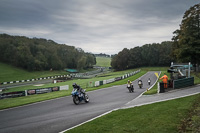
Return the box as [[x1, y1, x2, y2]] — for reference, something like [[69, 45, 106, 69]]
[[66, 94, 200, 133]]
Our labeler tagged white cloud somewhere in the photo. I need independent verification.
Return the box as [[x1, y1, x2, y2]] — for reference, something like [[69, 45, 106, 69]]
[[0, 0, 198, 54]]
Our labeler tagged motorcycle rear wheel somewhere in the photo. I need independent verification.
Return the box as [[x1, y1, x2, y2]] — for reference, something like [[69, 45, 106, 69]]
[[73, 95, 80, 105]]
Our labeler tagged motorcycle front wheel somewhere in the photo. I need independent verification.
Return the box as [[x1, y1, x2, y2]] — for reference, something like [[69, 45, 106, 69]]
[[139, 85, 142, 89], [73, 95, 80, 105], [84, 94, 89, 103], [128, 87, 131, 93]]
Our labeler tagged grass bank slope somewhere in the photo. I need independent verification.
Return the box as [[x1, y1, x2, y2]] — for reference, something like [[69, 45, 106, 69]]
[[0, 62, 68, 82], [95, 57, 111, 67]]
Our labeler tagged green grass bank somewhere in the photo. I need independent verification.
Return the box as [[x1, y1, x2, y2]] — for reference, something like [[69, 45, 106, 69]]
[[67, 94, 200, 133], [95, 57, 111, 67]]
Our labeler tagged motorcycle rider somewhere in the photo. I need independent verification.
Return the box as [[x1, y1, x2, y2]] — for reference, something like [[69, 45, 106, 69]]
[[148, 78, 151, 85], [72, 83, 85, 96], [127, 80, 133, 89], [138, 79, 143, 88]]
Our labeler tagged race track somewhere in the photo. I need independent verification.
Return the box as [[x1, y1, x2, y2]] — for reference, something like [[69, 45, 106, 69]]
[[0, 71, 159, 133]]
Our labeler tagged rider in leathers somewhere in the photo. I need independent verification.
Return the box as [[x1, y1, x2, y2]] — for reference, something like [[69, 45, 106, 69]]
[[72, 83, 85, 97]]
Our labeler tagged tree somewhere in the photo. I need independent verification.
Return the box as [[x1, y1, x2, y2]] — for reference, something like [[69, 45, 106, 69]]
[[111, 42, 173, 70], [0, 34, 96, 71], [77, 56, 87, 70], [172, 3, 200, 65]]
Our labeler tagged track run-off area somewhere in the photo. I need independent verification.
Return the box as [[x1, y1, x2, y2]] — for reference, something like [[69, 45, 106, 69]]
[[0, 71, 159, 133]]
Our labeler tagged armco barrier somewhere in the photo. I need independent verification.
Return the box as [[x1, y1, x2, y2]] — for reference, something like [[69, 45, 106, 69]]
[[26, 87, 59, 95], [87, 81, 94, 88], [93, 69, 140, 88], [106, 78, 115, 84], [95, 81, 100, 87], [0, 91, 26, 99], [0, 75, 69, 85], [0, 85, 69, 99], [99, 81, 103, 85], [173, 77, 194, 89]]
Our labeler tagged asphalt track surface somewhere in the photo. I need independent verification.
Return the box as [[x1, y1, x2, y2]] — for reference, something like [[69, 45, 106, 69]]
[[0, 71, 159, 133]]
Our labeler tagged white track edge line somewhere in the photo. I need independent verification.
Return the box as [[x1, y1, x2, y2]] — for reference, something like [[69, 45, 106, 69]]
[[122, 92, 200, 109], [59, 108, 118, 133]]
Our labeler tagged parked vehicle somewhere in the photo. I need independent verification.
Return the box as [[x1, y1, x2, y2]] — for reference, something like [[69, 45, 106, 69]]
[[71, 88, 89, 105]]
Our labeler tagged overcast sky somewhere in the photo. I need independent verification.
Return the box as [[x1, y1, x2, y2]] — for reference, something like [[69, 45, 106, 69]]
[[0, 0, 198, 55]]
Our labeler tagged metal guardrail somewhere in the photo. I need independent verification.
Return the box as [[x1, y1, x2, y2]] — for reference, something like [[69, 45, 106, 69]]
[[173, 77, 194, 89]]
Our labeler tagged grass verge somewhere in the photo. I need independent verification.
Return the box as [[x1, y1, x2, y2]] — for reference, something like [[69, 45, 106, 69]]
[[66, 94, 200, 133], [178, 94, 200, 132], [0, 62, 69, 82], [191, 72, 200, 84]]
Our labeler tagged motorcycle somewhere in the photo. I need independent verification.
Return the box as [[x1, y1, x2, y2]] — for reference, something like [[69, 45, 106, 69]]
[[71, 88, 89, 105], [148, 80, 151, 85], [127, 84, 134, 93], [138, 81, 143, 89]]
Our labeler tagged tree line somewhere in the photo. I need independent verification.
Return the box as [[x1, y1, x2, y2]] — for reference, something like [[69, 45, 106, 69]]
[[94, 53, 110, 57], [111, 41, 173, 70], [112, 3, 200, 70], [0, 34, 96, 71]]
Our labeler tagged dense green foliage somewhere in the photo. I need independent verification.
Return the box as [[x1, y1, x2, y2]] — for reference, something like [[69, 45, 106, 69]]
[[172, 3, 200, 66], [0, 34, 96, 71], [111, 41, 173, 70]]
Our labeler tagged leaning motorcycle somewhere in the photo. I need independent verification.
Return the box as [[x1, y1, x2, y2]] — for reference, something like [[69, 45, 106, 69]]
[[127, 84, 134, 93], [71, 88, 89, 105]]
